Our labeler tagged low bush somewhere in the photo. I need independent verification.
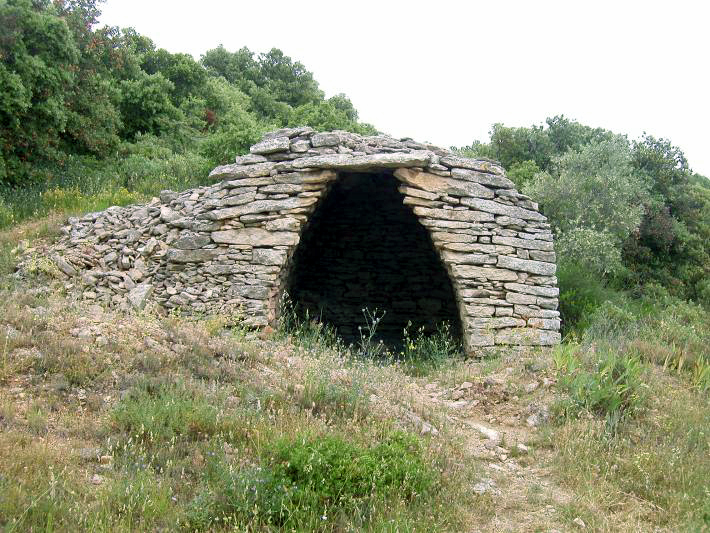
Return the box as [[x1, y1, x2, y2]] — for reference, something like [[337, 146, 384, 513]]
[[554, 344, 647, 429], [190, 430, 436, 530]]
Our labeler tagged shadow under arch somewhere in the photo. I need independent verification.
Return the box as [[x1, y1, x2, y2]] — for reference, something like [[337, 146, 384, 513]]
[[284, 170, 463, 348]]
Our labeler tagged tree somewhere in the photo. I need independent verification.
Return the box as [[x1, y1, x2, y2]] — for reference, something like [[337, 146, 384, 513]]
[[0, 0, 78, 184], [119, 72, 181, 138], [141, 48, 207, 105], [623, 136, 710, 301], [525, 137, 648, 275]]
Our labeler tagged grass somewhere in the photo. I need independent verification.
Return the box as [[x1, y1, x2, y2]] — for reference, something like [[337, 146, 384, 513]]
[[0, 136, 215, 231], [0, 216, 708, 531], [0, 258, 477, 531], [540, 299, 710, 530]]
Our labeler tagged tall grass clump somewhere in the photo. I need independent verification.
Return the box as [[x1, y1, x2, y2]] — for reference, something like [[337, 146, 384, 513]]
[[553, 344, 647, 430], [276, 294, 343, 353], [398, 321, 462, 377]]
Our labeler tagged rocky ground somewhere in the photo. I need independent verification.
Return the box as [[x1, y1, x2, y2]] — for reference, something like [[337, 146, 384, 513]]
[[1, 222, 705, 532]]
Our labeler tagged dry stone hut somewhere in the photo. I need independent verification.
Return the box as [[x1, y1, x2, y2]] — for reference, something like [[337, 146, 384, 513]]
[[51, 128, 561, 354]]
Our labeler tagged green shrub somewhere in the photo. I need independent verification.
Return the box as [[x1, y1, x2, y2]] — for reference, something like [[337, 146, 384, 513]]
[[557, 261, 619, 335], [100, 470, 176, 530], [190, 430, 436, 529], [277, 294, 343, 352], [0, 196, 14, 228], [554, 344, 646, 428]]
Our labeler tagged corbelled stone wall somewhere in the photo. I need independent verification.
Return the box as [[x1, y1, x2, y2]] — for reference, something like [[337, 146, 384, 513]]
[[48, 127, 561, 353]]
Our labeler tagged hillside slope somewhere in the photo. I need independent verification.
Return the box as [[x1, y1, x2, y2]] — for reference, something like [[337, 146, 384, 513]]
[[0, 219, 708, 532]]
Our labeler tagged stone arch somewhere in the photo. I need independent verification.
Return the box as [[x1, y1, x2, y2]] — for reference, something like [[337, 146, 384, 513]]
[[282, 169, 464, 346], [49, 127, 561, 354]]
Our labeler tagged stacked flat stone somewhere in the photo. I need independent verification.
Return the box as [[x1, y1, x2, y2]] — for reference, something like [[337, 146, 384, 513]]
[[46, 127, 561, 353]]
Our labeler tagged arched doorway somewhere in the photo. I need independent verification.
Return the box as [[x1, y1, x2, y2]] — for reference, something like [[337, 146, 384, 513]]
[[285, 170, 463, 347]]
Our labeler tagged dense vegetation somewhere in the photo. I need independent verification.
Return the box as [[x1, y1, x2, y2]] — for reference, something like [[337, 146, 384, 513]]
[[0, 0, 375, 226], [457, 117, 710, 351]]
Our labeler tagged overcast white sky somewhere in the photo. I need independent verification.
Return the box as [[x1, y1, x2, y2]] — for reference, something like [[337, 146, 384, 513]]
[[99, 0, 710, 176]]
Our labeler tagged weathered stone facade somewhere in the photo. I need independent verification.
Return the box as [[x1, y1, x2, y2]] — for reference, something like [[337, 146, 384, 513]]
[[49, 128, 561, 353]]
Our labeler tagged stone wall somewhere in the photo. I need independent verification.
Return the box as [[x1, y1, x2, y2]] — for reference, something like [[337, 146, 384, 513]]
[[46, 127, 561, 353]]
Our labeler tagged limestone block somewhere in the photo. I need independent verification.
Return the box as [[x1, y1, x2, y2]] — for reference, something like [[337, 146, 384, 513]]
[[503, 283, 559, 298], [497, 255, 557, 276], [513, 305, 560, 318], [235, 154, 268, 165], [468, 317, 526, 329], [505, 292, 537, 305], [466, 330, 495, 347], [224, 177, 275, 187], [529, 250, 556, 262], [393, 168, 495, 199], [403, 197, 442, 208], [213, 191, 257, 207], [460, 197, 546, 222], [290, 140, 310, 152], [311, 132, 342, 147], [439, 156, 507, 177], [264, 217, 301, 232], [291, 151, 433, 170], [451, 264, 518, 281], [209, 162, 276, 180], [398, 185, 439, 201], [432, 232, 478, 243], [128, 283, 153, 309], [205, 197, 318, 221], [252, 249, 287, 266], [212, 228, 299, 246], [166, 249, 219, 263], [259, 184, 302, 194], [537, 297, 559, 310], [527, 318, 561, 330], [173, 233, 211, 250], [413, 207, 494, 223], [160, 206, 180, 223], [418, 218, 483, 230], [491, 235, 554, 251], [250, 136, 290, 154], [442, 251, 496, 265], [465, 305, 495, 316], [495, 329, 561, 346]]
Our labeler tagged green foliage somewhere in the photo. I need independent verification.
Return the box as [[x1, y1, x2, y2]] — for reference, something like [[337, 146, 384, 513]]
[[623, 135, 710, 302], [192, 431, 435, 529], [554, 344, 646, 428], [526, 137, 647, 240], [111, 380, 227, 445], [1, 3, 374, 195], [289, 96, 378, 134], [460, 116, 709, 305], [0, 0, 79, 184], [198, 106, 265, 165], [525, 137, 648, 276], [119, 72, 181, 139], [507, 159, 540, 189], [557, 262, 621, 335]]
